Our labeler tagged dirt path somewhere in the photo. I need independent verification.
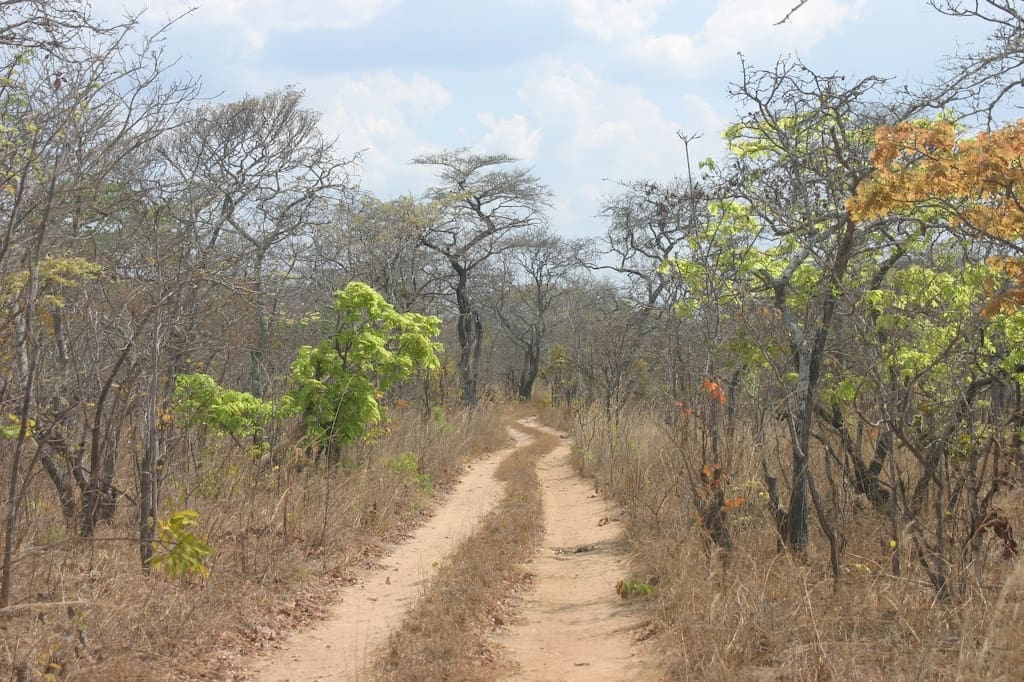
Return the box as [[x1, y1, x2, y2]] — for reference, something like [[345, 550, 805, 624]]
[[495, 420, 655, 681], [246, 428, 530, 681], [244, 418, 655, 681]]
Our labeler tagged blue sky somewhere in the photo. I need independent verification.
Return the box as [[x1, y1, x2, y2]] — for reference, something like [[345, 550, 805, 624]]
[[92, 0, 991, 238]]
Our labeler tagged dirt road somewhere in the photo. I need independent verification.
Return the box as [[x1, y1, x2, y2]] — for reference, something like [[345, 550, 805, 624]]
[[244, 418, 653, 681]]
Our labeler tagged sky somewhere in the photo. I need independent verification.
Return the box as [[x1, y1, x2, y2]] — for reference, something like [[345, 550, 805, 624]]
[[90, 0, 993, 239]]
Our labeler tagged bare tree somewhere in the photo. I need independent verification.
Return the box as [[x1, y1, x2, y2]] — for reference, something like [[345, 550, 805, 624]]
[[926, 0, 1024, 124], [487, 228, 586, 400], [716, 57, 901, 551], [159, 88, 358, 397], [592, 178, 698, 314], [311, 194, 447, 313], [0, 4, 198, 604]]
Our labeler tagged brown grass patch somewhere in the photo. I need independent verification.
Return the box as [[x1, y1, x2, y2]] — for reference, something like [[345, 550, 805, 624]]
[[552, 405, 1024, 680]]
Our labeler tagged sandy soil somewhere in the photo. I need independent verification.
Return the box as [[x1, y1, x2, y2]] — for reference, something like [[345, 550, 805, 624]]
[[495, 420, 655, 681], [245, 428, 529, 681]]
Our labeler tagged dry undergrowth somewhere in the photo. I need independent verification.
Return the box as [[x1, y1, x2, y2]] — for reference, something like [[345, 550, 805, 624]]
[[546, 405, 1024, 681], [0, 406, 509, 681], [375, 416, 558, 681]]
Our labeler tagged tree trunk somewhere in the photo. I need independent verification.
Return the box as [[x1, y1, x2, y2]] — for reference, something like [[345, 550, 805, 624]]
[[139, 318, 161, 571], [81, 343, 131, 536], [518, 341, 540, 401], [250, 251, 269, 399], [454, 266, 482, 406], [1, 261, 42, 608]]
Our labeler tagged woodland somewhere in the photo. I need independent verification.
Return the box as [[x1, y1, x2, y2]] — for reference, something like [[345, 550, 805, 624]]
[[4, 0, 1024, 679]]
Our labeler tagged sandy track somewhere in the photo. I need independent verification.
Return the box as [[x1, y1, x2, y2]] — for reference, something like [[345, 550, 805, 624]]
[[496, 421, 654, 681], [246, 428, 529, 681]]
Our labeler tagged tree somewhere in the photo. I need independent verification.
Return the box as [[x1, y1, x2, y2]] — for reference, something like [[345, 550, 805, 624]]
[[488, 228, 585, 400], [0, 4, 198, 602], [159, 88, 357, 397], [311, 195, 447, 313], [693, 57, 906, 551], [286, 282, 441, 463], [926, 0, 1024, 124], [843, 114, 1024, 596], [414, 150, 551, 405], [849, 117, 1024, 312], [593, 177, 698, 313]]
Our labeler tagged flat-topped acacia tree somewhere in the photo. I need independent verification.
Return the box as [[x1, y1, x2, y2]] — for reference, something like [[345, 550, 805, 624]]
[[414, 149, 551, 406]]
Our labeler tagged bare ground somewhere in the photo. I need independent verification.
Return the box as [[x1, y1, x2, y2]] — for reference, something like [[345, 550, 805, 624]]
[[243, 418, 655, 680]]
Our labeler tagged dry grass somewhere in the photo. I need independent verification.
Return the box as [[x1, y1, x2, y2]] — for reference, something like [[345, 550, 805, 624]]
[[375, 414, 558, 681], [0, 406, 509, 681], [548, 405, 1024, 681]]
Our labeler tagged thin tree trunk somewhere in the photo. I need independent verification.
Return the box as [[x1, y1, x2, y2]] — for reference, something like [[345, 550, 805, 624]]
[[139, 312, 161, 571], [1, 260, 44, 607]]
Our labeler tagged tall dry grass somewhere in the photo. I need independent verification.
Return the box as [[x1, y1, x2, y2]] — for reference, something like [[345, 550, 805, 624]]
[[546, 404, 1024, 680], [0, 405, 510, 680]]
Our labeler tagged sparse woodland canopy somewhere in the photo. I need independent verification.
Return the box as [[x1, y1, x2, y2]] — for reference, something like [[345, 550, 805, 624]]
[[5, 0, 1024, 678]]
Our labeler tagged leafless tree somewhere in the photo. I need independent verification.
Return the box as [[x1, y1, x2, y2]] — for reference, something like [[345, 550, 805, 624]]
[[926, 0, 1024, 124], [311, 195, 447, 314], [158, 88, 359, 397], [487, 228, 586, 400], [0, 4, 199, 603]]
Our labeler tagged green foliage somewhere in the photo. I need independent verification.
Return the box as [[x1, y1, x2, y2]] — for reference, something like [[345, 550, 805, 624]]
[[616, 578, 655, 599], [0, 257, 102, 339], [173, 373, 275, 441], [147, 510, 213, 579], [0, 413, 34, 439], [861, 263, 997, 381], [286, 282, 441, 456], [389, 452, 434, 494]]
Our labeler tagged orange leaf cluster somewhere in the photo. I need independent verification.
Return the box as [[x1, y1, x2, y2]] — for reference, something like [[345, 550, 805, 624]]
[[849, 118, 1024, 311], [700, 463, 728, 490], [722, 496, 746, 511], [701, 378, 727, 404]]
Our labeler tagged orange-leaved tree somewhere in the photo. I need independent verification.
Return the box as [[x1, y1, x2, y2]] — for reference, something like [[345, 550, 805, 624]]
[[848, 118, 1024, 313]]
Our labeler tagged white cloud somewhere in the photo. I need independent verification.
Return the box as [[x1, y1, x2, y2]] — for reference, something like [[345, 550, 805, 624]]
[[679, 93, 728, 139], [516, 59, 726, 236], [566, 0, 666, 40], [702, 0, 865, 58], [94, 0, 400, 50], [476, 113, 543, 160], [520, 59, 684, 171], [627, 33, 698, 68], [566, 0, 865, 71]]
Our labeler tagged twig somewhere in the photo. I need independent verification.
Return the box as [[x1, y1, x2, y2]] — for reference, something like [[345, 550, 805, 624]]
[[0, 599, 89, 617], [775, 0, 810, 25]]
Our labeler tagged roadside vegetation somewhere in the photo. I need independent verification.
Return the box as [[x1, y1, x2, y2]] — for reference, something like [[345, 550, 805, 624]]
[[2, 401, 509, 679], [556, 404, 1024, 679]]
